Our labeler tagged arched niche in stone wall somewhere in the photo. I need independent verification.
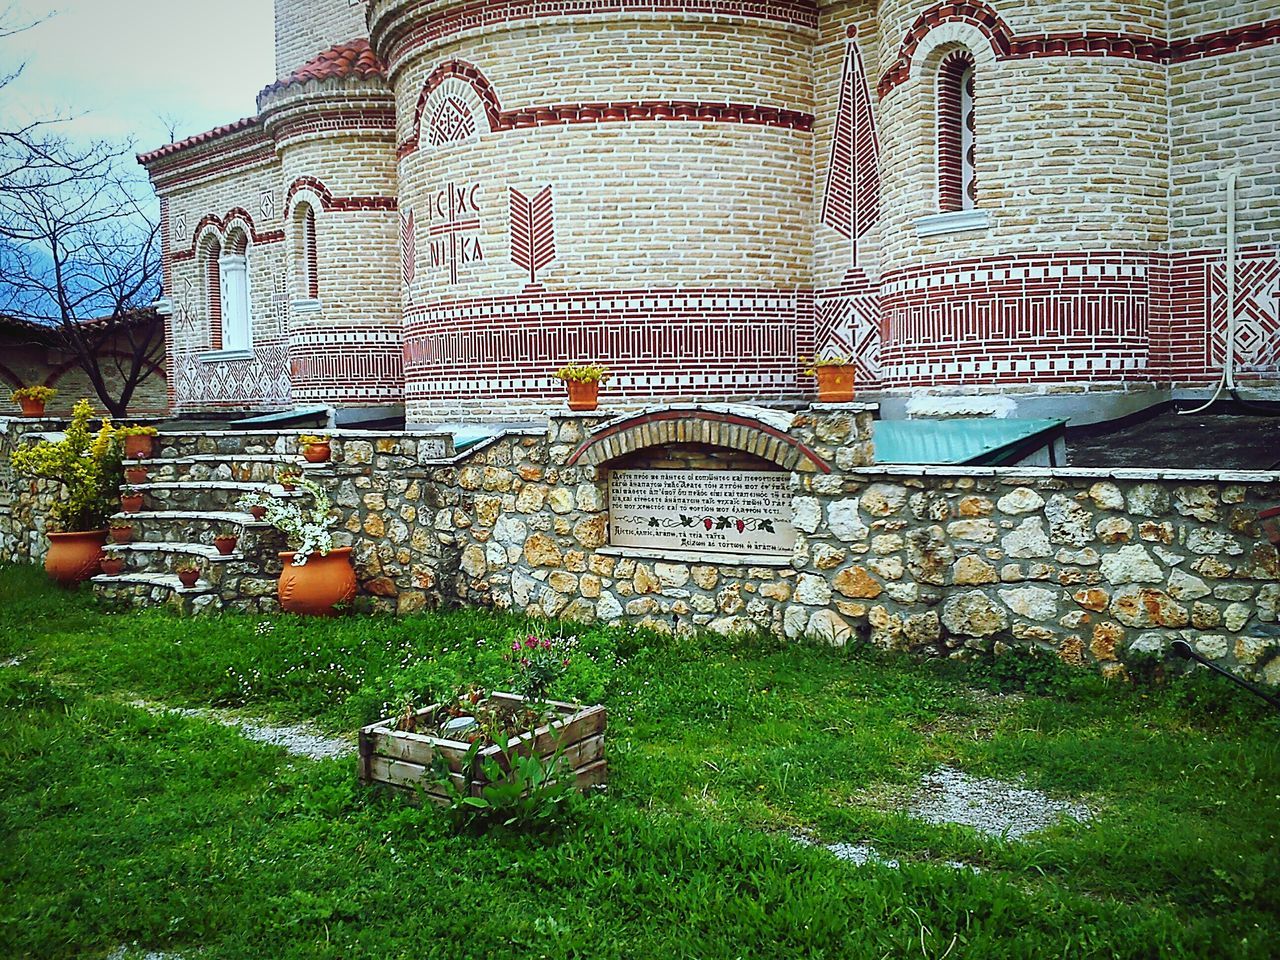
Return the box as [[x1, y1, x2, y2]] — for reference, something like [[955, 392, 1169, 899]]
[[562, 405, 832, 567]]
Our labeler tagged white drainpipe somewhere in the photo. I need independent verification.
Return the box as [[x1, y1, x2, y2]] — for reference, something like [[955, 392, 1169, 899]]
[[1182, 169, 1240, 415]]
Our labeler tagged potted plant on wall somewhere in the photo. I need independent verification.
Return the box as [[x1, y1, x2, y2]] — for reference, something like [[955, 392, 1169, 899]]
[[124, 463, 149, 485], [175, 558, 201, 589], [276, 464, 303, 491], [9, 399, 122, 584], [119, 485, 144, 514], [238, 477, 355, 616], [802, 355, 856, 403], [299, 434, 331, 464], [10, 385, 56, 417], [555, 363, 610, 412], [109, 519, 134, 544], [118, 424, 158, 459], [213, 530, 239, 555], [100, 553, 125, 576]]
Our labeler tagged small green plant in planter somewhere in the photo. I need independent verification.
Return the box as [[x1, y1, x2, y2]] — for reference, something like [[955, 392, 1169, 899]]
[[555, 363, 610, 412], [174, 559, 201, 588], [10, 385, 56, 416], [276, 464, 303, 491], [117, 424, 158, 459], [506, 630, 576, 703], [108, 519, 134, 544], [213, 530, 239, 555], [99, 552, 125, 576]]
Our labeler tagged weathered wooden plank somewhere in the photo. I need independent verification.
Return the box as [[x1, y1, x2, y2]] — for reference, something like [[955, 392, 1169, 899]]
[[479, 704, 607, 765]]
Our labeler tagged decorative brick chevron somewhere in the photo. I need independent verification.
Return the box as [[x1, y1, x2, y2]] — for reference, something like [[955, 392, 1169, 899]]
[[565, 409, 831, 473]]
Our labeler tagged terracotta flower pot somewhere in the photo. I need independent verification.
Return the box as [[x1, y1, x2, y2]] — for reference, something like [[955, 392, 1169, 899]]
[[249, 505, 267, 521], [814, 364, 856, 403], [109, 526, 133, 544], [277, 546, 356, 616], [565, 379, 600, 412], [214, 535, 238, 556], [123, 434, 154, 459], [302, 442, 331, 464], [124, 466, 148, 485], [19, 397, 46, 417], [280, 478, 299, 492], [100, 555, 125, 576], [45, 530, 107, 586], [177, 568, 200, 588], [120, 494, 144, 514]]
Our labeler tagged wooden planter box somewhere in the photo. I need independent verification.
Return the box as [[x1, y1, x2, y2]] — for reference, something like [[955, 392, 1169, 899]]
[[358, 693, 606, 804]]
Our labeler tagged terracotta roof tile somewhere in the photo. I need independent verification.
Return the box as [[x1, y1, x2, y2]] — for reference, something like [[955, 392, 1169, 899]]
[[263, 38, 386, 97], [137, 116, 260, 165]]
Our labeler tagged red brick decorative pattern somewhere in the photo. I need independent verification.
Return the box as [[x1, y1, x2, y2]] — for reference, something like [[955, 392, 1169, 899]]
[[565, 409, 832, 473], [172, 208, 285, 263], [375, 0, 819, 69], [290, 325, 404, 403], [400, 60, 814, 158], [821, 34, 880, 263], [878, 2, 1280, 97], [936, 50, 972, 214], [403, 287, 814, 404], [878, 251, 1152, 386], [284, 176, 398, 214]]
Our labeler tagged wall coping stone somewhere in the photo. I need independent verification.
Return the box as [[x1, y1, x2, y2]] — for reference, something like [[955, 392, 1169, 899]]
[[590, 402, 803, 434], [850, 465, 1280, 483]]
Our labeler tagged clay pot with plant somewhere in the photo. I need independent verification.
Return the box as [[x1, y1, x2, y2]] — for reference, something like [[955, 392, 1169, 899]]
[[299, 434, 331, 464], [10, 385, 56, 418], [124, 464, 148, 485], [120, 486, 144, 514], [1260, 506, 1280, 546], [175, 559, 201, 589], [240, 480, 355, 616], [802, 355, 856, 403], [99, 554, 125, 576], [109, 520, 133, 544], [213, 531, 239, 555], [555, 363, 610, 412], [277, 465, 303, 491], [8, 399, 121, 585], [118, 425, 158, 460]]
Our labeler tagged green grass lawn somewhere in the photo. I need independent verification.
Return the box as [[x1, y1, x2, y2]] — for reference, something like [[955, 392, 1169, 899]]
[[1, 563, 1277, 959]]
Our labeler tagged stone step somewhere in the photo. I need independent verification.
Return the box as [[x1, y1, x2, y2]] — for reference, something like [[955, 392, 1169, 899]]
[[138, 481, 302, 515], [90, 571, 221, 615], [132, 455, 320, 485], [106, 541, 244, 562]]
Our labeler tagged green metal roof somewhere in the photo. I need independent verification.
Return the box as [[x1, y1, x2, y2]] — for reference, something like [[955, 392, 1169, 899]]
[[873, 418, 1067, 466]]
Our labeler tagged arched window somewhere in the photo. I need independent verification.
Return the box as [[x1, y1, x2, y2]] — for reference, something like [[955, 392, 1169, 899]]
[[201, 235, 223, 350], [295, 202, 319, 301], [938, 50, 976, 213], [219, 229, 252, 352]]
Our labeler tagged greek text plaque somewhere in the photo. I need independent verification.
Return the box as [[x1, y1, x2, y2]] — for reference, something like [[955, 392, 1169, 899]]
[[608, 469, 795, 558]]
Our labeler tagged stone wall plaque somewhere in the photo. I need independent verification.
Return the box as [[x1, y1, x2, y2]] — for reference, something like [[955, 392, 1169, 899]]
[[608, 469, 795, 558]]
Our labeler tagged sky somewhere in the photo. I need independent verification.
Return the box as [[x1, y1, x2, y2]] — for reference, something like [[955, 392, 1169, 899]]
[[1, 0, 274, 153]]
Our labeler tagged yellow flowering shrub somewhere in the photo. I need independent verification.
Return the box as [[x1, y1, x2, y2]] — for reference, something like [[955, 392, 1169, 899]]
[[10, 399, 124, 532]]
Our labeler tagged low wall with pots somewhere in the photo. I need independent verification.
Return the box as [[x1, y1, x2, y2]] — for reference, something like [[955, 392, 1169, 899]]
[[4, 407, 1280, 684]]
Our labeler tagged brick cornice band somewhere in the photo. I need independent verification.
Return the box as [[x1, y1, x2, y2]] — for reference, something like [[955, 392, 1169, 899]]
[[372, 0, 818, 69], [400, 60, 813, 157], [878, 2, 1280, 97], [565, 409, 831, 473]]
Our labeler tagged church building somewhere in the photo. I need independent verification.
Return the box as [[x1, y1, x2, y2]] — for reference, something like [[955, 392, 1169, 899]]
[[139, 0, 1280, 427]]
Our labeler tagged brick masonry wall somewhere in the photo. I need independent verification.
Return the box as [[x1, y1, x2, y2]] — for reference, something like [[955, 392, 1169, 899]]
[[275, 0, 371, 79], [0, 336, 168, 418]]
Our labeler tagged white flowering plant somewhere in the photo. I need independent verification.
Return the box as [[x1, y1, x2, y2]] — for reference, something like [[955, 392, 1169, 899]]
[[236, 476, 336, 566]]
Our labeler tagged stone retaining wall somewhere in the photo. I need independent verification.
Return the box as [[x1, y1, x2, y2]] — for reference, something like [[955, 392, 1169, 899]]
[[4, 407, 1280, 683]]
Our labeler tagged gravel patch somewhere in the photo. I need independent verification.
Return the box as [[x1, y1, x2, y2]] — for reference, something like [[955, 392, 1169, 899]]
[[1, 656, 22, 668], [909, 765, 1092, 839], [108, 948, 186, 960], [133, 701, 354, 760]]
